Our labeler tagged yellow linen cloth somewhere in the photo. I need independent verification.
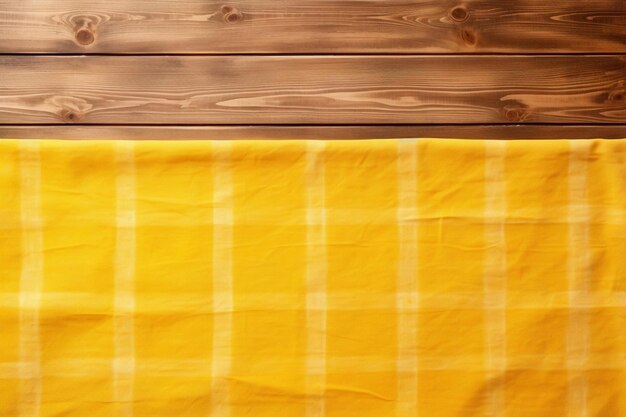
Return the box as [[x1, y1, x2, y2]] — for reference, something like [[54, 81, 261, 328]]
[[1, 139, 625, 417]]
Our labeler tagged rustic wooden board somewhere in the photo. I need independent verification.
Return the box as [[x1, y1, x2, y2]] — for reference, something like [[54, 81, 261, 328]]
[[0, 0, 625, 53], [1, 125, 625, 140], [1, 55, 624, 125]]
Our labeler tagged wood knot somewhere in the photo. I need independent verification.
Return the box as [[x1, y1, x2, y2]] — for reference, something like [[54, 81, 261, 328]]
[[502, 105, 529, 122], [221, 5, 242, 23], [60, 109, 83, 123], [450, 6, 469, 22], [72, 16, 98, 47], [460, 27, 477, 46], [75, 29, 95, 45]]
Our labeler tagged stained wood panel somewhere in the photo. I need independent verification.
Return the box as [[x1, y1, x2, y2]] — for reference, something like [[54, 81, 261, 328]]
[[1, 55, 624, 125], [1, 125, 625, 140], [0, 0, 625, 54]]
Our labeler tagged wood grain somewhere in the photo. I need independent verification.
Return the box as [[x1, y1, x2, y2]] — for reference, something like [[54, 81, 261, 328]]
[[0, 0, 625, 53], [1, 125, 625, 140], [1, 55, 624, 125]]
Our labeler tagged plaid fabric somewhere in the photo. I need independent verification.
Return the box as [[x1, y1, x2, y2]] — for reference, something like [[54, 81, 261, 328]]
[[1, 139, 625, 417]]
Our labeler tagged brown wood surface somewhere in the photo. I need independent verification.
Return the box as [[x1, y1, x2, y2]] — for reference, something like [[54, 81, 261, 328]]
[[1, 55, 625, 125], [0, 0, 625, 53], [1, 2, 624, 138], [1, 125, 625, 140]]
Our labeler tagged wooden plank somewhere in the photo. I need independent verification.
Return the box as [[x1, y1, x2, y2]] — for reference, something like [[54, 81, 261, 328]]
[[1, 125, 625, 140], [0, 0, 625, 53], [0, 56, 625, 125]]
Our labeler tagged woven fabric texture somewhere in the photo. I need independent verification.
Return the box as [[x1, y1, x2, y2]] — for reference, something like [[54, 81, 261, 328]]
[[1, 139, 625, 417]]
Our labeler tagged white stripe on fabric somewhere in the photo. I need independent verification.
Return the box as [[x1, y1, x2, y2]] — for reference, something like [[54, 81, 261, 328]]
[[396, 139, 419, 417], [211, 141, 234, 417], [567, 141, 591, 417], [305, 141, 327, 417], [18, 140, 43, 417], [483, 141, 508, 417], [113, 141, 136, 417]]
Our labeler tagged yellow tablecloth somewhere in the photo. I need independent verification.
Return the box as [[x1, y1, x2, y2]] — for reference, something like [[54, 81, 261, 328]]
[[1, 139, 625, 417]]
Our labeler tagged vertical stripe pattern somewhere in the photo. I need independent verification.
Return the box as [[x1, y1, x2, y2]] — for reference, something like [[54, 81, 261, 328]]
[[305, 141, 327, 417], [18, 140, 43, 417], [113, 141, 136, 417], [211, 141, 234, 417], [396, 139, 419, 417], [567, 141, 590, 417], [0, 138, 624, 417], [483, 141, 507, 417]]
